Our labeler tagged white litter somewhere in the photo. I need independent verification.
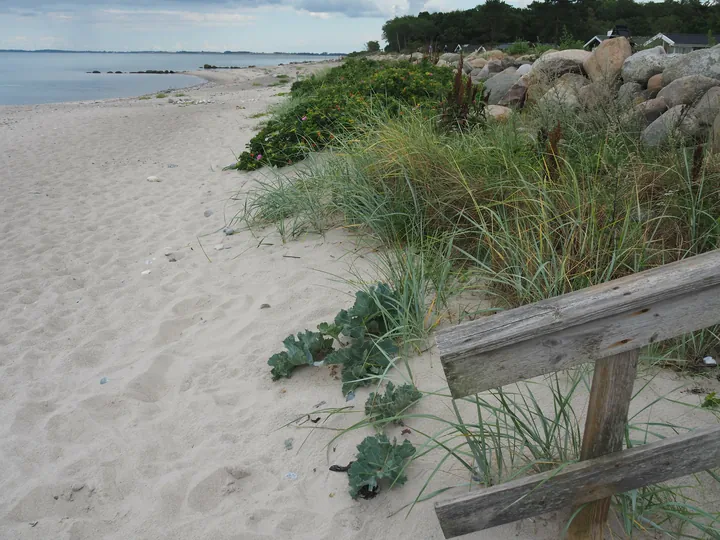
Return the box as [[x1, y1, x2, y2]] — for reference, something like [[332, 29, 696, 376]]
[[703, 356, 717, 366]]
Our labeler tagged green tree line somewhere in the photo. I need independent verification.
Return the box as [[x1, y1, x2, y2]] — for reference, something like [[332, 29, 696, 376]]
[[382, 0, 720, 51]]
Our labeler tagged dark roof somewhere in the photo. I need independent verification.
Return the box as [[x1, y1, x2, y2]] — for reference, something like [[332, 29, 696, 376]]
[[660, 33, 720, 45]]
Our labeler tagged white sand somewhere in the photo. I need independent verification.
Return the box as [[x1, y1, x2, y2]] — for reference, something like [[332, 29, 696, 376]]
[[1, 64, 718, 540]]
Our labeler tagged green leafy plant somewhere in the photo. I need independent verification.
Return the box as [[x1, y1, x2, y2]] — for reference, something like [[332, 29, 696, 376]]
[[702, 392, 720, 408], [228, 58, 454, 171], [326, 338, 397, 395], [334, 283, 400, 340], [506, 41, 531, 55], [138, 96, 151, 100], [156, 93, 168, 99], [268, 331, 334, 380], [348, 434, 416, 499], [365, 382, 422, 424]]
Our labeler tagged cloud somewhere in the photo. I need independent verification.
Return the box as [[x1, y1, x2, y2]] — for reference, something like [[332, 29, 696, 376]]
[[0, 0, 412, 19], [102, 8, 255, 24]]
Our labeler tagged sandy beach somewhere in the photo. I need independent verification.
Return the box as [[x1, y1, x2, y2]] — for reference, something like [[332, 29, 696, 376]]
[[2, 62, 718, 540]]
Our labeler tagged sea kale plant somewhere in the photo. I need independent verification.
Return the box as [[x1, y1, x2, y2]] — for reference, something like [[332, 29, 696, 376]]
[[267, 283, 401, 395], [229, 58, 455, 171]]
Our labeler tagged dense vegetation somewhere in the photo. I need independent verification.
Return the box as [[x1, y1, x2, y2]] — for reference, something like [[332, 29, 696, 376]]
[[229, 58, 456, 171], [382, 0, 720, 51]]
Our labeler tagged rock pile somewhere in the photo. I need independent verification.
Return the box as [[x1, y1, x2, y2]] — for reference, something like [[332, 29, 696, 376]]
[[366, 43, 720, 145]]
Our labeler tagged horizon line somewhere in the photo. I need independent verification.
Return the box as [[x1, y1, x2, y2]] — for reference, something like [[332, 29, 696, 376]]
[[0, 49, 347, 55]]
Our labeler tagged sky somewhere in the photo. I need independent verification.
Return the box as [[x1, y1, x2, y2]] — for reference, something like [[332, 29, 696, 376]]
[[0, 0, 494, 53]]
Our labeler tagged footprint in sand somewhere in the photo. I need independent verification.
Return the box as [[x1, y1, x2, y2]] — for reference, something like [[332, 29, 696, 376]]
[[125, 353, 175, 403], [187, 466, 251, 513]]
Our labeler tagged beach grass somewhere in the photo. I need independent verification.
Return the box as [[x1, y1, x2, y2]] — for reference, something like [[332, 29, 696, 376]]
[[155, 92, 168, 99], [238, 61, 720, 537]]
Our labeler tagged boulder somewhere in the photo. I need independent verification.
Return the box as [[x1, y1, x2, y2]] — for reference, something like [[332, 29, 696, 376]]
[[663, 46, 720, 84], [537, 73, 589, 110], [647, 74, 664, 96], [516, 54, 537, 63], [473, 60, 505, 83], [583, 37, 632, 84], [657, 75, 720, 108], [690, 87, 720, 128], [436, 59, 453, 68], [516, 64, 532, 76], [617, 82, 643, 106], [498, 74, 530, 107], [462, 61, 474, 74], [641, 105, 698, 147], [468, 57, 488, 69], [439, 53, 461, 64], [712, 113, 720, 153], [486, 105, 513, 122], [530, 49, 591, 80], [621, 46, 669, 85], [632, 97, 669, 127], [484, 67, 521, 105], [579, 82, 615, 109], [482, 49, 505, 60]]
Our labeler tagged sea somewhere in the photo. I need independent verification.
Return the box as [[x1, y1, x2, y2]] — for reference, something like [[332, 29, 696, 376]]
[[0, 52, 337, 106]]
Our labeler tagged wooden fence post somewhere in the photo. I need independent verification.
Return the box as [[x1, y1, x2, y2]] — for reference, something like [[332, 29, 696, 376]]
[[566, 350, 639, 539]]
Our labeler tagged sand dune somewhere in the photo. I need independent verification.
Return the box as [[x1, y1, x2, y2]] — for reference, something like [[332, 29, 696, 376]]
[[1, 64, 717, 540]]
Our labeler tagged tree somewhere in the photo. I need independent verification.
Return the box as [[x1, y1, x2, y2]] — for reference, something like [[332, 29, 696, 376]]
[[367, 40, 381, 52]]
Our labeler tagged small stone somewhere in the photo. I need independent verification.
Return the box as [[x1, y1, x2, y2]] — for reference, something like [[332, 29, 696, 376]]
[[204, 209, 214, 218], [167, 255, 177, 263], [223, 227, 236, 236], [71, 483, 85, 492], [29, 521, 38, 527], [168, 98, 176, 104], [167, 164, 178, 168], [146, 176, 162, 183], [260, 304, 271, 309], [141, 270, 152, 276], [100, 377, 108, 385], [214, 244, 225, 251], [284, 472, 298, 480], [284, 438, 294, 450]]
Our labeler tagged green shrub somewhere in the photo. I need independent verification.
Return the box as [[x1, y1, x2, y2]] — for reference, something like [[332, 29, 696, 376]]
[[506, 41, 531, 55], [229, 58, 455, 171], [155, 93, 168, 99]]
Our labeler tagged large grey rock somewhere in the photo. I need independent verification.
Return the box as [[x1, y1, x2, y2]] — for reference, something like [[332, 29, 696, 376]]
[[690, 87, 720, 127], [712, 113, 720, 153], [621, 47, 671, 84], [516, 63, 532, 76], [484, 67, 521, 105], [663, 46, 720, 84], [439, 53, 461, 64], [657, 75, 720, 108], [641, 105, 698, 146], [473, 60, 505, 83], [631, 97, 669, 127], [498, 74, 530, 107], [530, 49, 591, 79], [578, 82, 615, 109], [583, 37, 632, 84], [486, 105, 513, 122], [617, 82, 643, 106], [537, 73, 589, 110]]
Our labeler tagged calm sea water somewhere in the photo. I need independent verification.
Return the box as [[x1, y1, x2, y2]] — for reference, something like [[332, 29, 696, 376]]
[[0, 52, 335, 106]]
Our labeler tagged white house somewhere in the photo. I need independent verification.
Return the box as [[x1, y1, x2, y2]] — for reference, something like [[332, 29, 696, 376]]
[[643, 33, 720, 54]]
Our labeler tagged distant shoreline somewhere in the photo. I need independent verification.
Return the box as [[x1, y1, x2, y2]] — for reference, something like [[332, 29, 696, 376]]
[[0, 49, 346, 56]]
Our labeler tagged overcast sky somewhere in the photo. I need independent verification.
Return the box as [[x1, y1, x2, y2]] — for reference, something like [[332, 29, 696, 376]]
[[0, 0, 495, 53]]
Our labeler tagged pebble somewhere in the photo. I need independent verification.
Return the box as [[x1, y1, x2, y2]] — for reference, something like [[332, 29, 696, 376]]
[[260, 304, 271, 309], [147, 176, 162, 182], [284, 438, 294, 450], [204, 209, 214, 218], [141, 270, 152, 276], [100, 377, 108, 385], [345, 391, 356, 402], [167, 164, 178, 168], [284, 472, 298, 480], [223, 227, 236, 236], [214, 244, 225, 251]]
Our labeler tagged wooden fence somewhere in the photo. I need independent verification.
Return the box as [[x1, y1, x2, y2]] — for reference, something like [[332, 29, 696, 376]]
[[434, 250, 720, 539]]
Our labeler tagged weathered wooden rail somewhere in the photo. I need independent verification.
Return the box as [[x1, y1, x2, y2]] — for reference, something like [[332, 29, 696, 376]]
[[434, 250, 720, 539]]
